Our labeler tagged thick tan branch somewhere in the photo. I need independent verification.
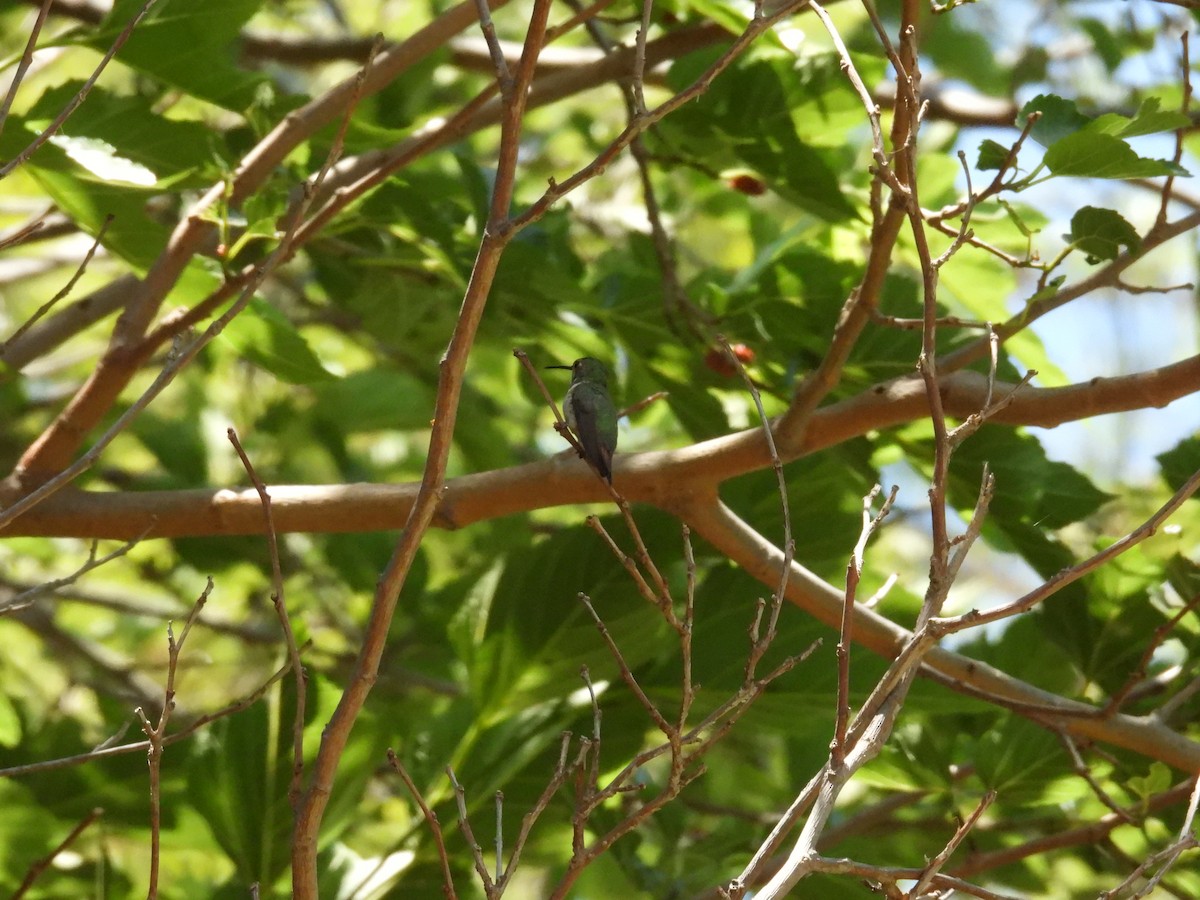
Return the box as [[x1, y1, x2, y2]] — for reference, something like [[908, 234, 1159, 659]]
[[6, 358, 1198, 538], [680, 499, 1200, 774]]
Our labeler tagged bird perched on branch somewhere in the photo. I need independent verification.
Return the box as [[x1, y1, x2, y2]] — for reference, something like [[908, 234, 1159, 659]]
[[546, 357, 618, 483]]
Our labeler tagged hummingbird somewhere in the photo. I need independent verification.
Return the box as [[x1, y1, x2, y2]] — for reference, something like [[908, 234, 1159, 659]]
[[546, 357, 618, 483]]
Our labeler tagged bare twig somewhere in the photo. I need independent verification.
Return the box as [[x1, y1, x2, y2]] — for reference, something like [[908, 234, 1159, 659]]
[[869, 309, 992, 331], [290, 8, 553, 893], [804, 856, 1020, 899], [951, 778, 1196, 879], [387, 750, 456, 898], [137, 577, 212, 900], [1100, 825, 1199, 900], [579, 592, 672, 733], [0, 211, 49, 252], [1056, 731, 1134, 823], [944, 465, 994, 587], [0, 655, 295, 778], [10, 806, 105, 900], [910, 790, 996, 896], [1157, 31, 1191, 229], [228, 427, 307, 810], [832, 485, 897, 766], [448, 766, 495, 894], [809, 1, 886, 163], [0, 0, 161, 179], [933, 466, 1200, 634], [0, 0, 54, 143], [493, 732, 574, 894], [473, 0, 512, 85], [1104, 592, 1200, 716], [2, 214, 112, 353], [930, 150, 977, 268], [718, 335, 793, 651], [0, 521, 151, 616], [507, 1, 810, 234]]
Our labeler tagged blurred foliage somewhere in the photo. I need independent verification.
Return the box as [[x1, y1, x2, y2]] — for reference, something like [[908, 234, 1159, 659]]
[[1, 0, 1199, 898]]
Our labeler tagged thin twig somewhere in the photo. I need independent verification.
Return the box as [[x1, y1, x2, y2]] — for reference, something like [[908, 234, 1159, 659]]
[[137, 577, 212, 900], [494, 791, 503, 884], [448, 766, 495, 894], [678, 523, 697, 729], [805, 857, 1020, 900], [0, 655, 295, 778], [944, 466, 994, 587], [832, 485, 897, 765], [718, 335, 793, 647], [388, 748, 458, 897], [933, 466, 1200, 634], [473, 0, 513, 89], [0, 521, 152, 616], [227, 427, 307, 810], [291, 10, 552, 893], [930, 150, 977, 269], [630, 0, 653, 114], [0, 0, 162, 179], [9, 806, 104, 899], [492, 732, 574, 893], [0, 211, 48, 252], [506, 1, 810, 234], [2, 214, 112, 352], [579, 593, 672, 733], [951, 778, 1196, 879], [586, 515, 679, 626], [1104, 592, 1200, 716], [1056, 731, 1133, 823], [0, 0, 54, 144], [809, 1, 886, 163], [1157, 31, 1191, 229], [910, 790, 996, 896]]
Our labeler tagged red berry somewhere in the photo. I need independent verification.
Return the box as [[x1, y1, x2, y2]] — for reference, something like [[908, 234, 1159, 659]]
[[704, 344, 756, 377], [730, 343, 755, 364], [727, 174, 767, 196]]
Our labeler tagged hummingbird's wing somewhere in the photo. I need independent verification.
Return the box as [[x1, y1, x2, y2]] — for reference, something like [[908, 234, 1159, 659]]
[[570, 388, 614, 483]]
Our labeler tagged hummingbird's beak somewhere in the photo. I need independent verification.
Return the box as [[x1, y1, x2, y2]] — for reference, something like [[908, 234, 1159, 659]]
[[545, 364, 572, 370]]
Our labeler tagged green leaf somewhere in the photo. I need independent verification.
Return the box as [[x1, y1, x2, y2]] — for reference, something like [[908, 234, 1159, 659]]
[[25, 160, 170, 269], [924, 11, 1010, 96], [975, 716, 1072, 805], [1126, 762, 1173, 804], [1078, 19, 1125, 73], [26, 82, 218, 182], [976, 138, 1011, 171], [187, 702, 292, 883], [737, 136, 858, 223], [131, 410, 209, 485], [312, 368, 434, 432], [219, 298, 336, 384], [660, 53, 860, 222], [1157, 435, 1200, 492], [1090, 98, 1190, 139], [912, 426, 1114, 566], [1022, 95, 1188, 166], [0, 692, 21, 748], [938, 244, 1017, 324], [1022, 94, 1091, 146], [1065, 206, 1142, 264], [93, 0, 267, 110], [1044, 132, 1188, 179]]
